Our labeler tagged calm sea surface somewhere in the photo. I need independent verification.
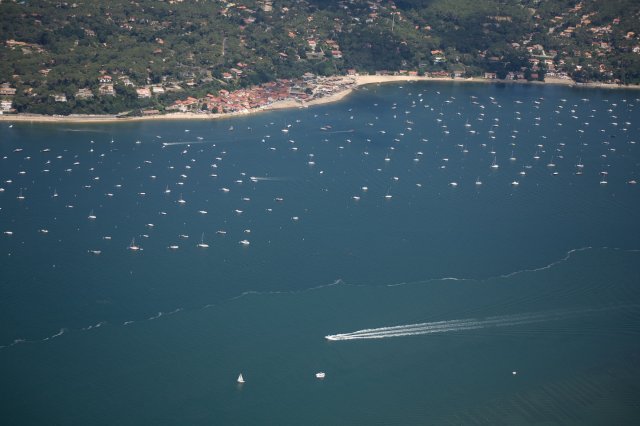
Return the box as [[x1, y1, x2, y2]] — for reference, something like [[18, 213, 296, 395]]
[[1, 82, 640, 425]]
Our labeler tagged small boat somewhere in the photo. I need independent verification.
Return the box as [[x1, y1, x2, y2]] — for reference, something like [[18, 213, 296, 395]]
[[88, 210, 97, 220], [128, 238, 141, 251], [237, 373, 245, 384], [197, 233, 209, 248], [315, 372, 326, 379]]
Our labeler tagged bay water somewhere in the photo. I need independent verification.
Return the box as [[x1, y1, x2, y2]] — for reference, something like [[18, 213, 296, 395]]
[[1, 82, 640, 425]]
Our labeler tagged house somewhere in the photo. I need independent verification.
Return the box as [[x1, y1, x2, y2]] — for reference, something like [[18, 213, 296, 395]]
[[331, 50, 342, 59], [99, 84, 115, 96], [305, 51, 324, 60], [0, 99, 13, 111], [151, 86, 165, 95], [76, 88, 94, 100], [53, 94, 67, 102], [484, 72, 497, 79], [98, 75, 112, 84], [136, 88, 152, 98], [0, 84, 17, 96]]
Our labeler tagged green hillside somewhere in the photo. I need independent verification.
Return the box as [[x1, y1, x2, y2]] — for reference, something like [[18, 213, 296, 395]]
[[1, 0, 639, 115]]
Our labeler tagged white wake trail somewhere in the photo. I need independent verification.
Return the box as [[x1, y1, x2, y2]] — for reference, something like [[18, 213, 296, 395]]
[[324, 310, 591, 341]]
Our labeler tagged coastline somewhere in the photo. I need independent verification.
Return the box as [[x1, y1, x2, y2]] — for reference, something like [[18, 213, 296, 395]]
[[1, 75, 638, 124]]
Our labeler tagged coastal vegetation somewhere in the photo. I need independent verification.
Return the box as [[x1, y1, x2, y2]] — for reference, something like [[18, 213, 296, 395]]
[[1, 0, 639, 115]]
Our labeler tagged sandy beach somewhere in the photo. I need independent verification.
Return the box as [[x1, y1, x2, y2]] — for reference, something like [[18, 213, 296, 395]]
[[1, 75, 638, 124]]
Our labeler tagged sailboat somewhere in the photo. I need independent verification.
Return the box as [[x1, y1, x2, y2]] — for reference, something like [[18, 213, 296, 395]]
[[547, 156, 556, 167], [128, 238, 141, 251], [88, 210, 96, 220], [197, 233, 209, 248], [490, 156, 499, 169], [237, 373, 245, 384]]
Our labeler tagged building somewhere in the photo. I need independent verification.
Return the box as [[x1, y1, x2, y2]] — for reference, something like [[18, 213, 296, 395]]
[[0, 84, 17, 96], [76, 88, 94, 100], [136, 88, 152, 98], [99, 84, 115, 96], [0, 99, 13, 112]]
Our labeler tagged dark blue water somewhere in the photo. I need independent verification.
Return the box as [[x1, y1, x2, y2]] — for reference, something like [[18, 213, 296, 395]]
[[2, 82, 640, 425]]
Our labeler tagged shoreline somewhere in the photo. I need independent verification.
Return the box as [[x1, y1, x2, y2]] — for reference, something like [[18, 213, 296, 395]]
[[1, 75, 638, 124]]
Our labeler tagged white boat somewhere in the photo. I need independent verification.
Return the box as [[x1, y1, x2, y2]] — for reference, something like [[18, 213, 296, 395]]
[[315, 372, 326, 379], [88, 210, 97, 220], [237, 373, 245, 384], [239, 240, 250, 246], [547, 156, 556, 167], [128, 238, 141, 251], [197, 233, 209, 248]]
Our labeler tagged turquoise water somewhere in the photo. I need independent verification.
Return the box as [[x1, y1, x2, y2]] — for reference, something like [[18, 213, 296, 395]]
[[1, 82, 640, 425]]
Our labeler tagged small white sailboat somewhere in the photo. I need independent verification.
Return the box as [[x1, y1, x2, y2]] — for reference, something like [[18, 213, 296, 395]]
[[197, 233, 209, 248], [88, 210, 97, 220], [547, 156, 556, 167], [237, 373, 245, 384], [128, 238, 141, 251]]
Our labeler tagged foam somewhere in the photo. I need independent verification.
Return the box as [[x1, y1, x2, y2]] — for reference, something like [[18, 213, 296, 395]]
[[324, 306, 635, 341]]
